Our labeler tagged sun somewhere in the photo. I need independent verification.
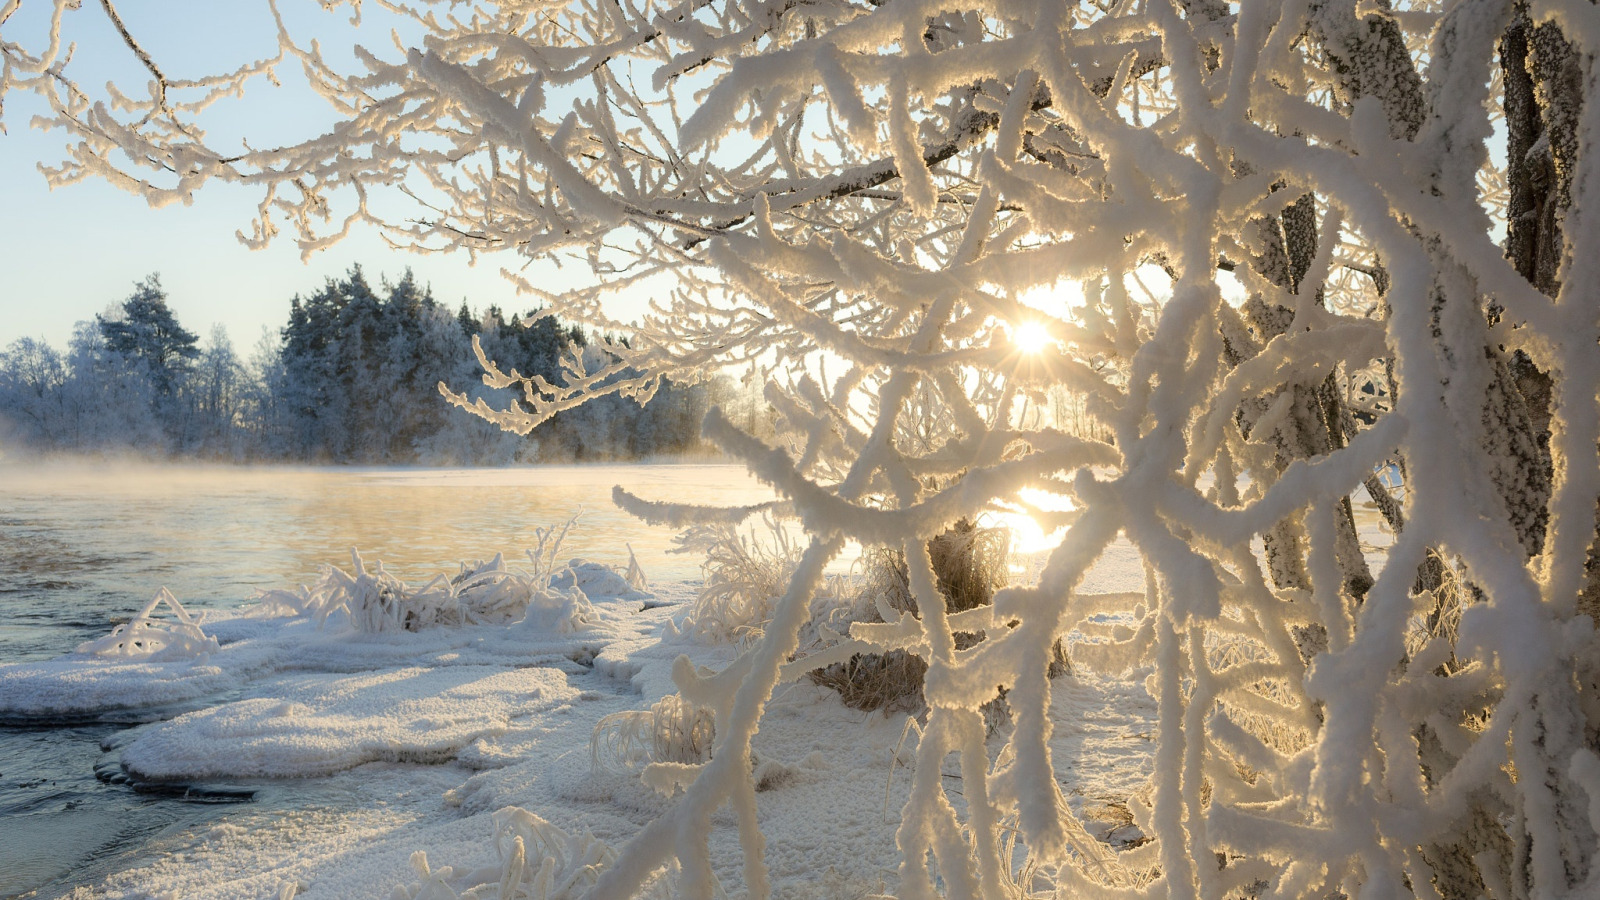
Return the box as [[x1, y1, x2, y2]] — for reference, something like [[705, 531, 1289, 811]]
[[1012, 320, 1054, 354], [985, 487, 1076, 558]]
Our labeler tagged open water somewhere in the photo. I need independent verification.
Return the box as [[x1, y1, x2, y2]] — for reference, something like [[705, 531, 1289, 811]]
[[0, 461, 774, 898]]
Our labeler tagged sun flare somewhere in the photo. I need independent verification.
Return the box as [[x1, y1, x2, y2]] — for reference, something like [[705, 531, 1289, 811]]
[[987, 486, 1076, 557], [1011, 321, 1053, 354]]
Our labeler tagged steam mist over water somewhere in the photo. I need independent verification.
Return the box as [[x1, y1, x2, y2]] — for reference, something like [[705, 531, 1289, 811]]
[[0, 459, 776, 896], [0, 460, 775, 660]]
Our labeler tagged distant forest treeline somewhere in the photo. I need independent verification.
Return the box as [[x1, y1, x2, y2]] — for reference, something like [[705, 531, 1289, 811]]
[[0, 268, 765, 464]]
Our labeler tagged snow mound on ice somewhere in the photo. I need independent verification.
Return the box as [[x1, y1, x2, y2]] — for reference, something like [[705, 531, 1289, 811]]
[[512, 587, 596, 634], [120, 666, 578, 780], [548, 559, 648, 601], [0, 657, 245, 719]]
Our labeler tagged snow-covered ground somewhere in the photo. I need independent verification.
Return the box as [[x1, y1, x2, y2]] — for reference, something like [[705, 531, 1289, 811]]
[[0, 498, 1397, 899], [0, 562, 1099, 897]]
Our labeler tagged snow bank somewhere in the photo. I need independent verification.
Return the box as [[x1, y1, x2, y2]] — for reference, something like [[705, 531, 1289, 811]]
[[15, 558, 1181, 900], [120, 666, 578, 780], [0, 656, 248, 721]]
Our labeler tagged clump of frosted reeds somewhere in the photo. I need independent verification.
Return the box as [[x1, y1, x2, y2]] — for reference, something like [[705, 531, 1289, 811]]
[[807, 647, 930, 714], [77, 587, 220, 661], [671, 514, 804, 645], [252, 517, 611, 634], [590, 692, 716, 774], [393, 806, 681, 900]]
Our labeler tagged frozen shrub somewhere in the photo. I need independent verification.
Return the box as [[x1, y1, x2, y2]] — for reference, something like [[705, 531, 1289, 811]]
[[915, 519, 1012, 616], [672, 515, 804, 645], [809, 649, 929, 715], [392, 807, 677, 900], [591, 692, 716, 776], [645, 693, 716, 767], [76, 588, 219, 661]]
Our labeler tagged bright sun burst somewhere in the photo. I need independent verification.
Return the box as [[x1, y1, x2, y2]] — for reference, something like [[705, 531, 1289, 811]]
[[1011, 320, 1053, 354], [987, 487, 1076, 560]]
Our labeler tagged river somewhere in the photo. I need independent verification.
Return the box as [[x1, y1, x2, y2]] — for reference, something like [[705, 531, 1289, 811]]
[[0, 461, 776, 898]]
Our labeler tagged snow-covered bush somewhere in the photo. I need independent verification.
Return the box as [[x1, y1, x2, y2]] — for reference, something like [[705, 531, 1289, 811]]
[[392, 807, 676, 900], [11, 1, 1600, 897], [669, 515, 806, 646], [77, 588, 220, 661], [252, 520, 622, 634], [253, 548, 565, 633], [591, 692, 717, 775]]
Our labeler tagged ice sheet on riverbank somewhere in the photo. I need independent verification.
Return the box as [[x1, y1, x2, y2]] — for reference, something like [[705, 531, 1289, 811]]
[[70, 664, 1167, 900], [0, 549, 659, 721], [119, 666, 584, 780], [0, 532, 1179, 900], [0, 512, 1401, 900]]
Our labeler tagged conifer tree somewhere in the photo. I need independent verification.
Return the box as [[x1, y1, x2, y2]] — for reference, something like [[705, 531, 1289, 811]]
[[96, 275, 199, 400]]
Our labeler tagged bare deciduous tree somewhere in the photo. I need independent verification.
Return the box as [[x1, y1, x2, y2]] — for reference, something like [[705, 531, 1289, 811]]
[[6, 1, 1599, 896]]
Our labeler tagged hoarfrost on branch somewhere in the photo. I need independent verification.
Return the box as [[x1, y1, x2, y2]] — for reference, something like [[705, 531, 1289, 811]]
[[6, 0, 1600, 897]]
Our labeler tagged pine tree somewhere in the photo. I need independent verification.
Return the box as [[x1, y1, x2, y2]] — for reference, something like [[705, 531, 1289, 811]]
[[96, 274, 199, 400], [278, 276, 350, 460]]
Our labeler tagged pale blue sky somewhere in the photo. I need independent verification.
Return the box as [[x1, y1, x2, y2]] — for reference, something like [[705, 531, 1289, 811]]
[[0, 2, 614, 353]]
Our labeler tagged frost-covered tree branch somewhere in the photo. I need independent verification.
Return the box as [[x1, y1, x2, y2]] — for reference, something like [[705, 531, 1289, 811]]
[[7, 0, 1600, 897]]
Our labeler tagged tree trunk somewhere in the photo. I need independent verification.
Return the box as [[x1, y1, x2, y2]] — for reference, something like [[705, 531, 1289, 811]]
[[1301, 3, 1570, 895]]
